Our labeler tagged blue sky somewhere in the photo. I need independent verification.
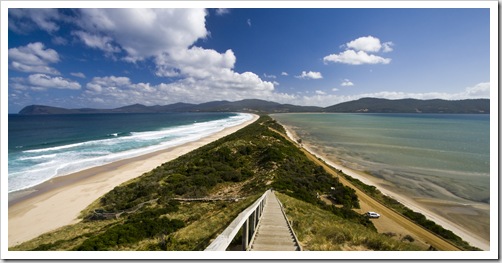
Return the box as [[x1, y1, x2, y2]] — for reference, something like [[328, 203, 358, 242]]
[[5, 4, 493, 113]]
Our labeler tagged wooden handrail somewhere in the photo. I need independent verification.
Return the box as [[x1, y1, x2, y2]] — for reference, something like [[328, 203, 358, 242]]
[[205, 189, 271, 251], [276, 195, 302, 251]]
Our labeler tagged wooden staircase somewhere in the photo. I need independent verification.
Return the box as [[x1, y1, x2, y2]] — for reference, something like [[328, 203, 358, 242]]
[[249, 191, 300, 251]]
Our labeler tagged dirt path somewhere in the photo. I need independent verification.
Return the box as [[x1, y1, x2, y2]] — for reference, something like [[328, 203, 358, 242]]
[[271, 128, 461, 251]]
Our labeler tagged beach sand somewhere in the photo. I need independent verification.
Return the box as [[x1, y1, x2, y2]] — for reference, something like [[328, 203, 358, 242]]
[[8, 114, 259, 248], [281, 125, 490, 251]]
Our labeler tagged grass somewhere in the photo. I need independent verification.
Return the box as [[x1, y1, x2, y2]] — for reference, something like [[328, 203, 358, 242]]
[[10, 219, 120, 251], [162, 194, 260, 250], [276, 192, 422, 251]]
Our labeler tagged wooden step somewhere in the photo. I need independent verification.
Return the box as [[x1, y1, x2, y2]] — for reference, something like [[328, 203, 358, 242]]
[[249, 191, 300, 251]]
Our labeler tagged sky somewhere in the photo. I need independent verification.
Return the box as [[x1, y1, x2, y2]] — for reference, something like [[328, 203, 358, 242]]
[[5, 3, 494, 113]]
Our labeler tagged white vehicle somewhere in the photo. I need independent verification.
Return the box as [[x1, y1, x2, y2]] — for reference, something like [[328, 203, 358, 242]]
[[366, 211, 380, 218]]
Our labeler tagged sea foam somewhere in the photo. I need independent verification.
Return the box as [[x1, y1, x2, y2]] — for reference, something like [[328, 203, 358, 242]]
[[8, 113, 252, 193]]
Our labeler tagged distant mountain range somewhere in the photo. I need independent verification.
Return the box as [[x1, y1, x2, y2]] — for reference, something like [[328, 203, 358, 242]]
[[18, 98, 490, 115]]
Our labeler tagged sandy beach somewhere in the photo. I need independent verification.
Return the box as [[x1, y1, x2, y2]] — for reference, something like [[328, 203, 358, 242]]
[[8, 114, 259, 248], [281, 125, 490, 251]]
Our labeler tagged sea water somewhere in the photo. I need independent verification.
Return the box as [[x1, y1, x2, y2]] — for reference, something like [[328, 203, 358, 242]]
[[8, 112, 253, 193], [271, 113, 490, 204]]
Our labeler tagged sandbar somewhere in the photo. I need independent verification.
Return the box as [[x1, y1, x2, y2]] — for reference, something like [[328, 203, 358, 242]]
[[280, 124, 490, 251], [8, 114, 259, 248]]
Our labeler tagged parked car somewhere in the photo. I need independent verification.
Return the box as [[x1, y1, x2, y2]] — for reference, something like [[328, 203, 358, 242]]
[[366, 211, 380, 218]]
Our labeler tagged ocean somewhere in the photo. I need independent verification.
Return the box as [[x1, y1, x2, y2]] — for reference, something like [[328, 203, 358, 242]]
[[8, 112, 253, 193], [271, 113, 490, 204]]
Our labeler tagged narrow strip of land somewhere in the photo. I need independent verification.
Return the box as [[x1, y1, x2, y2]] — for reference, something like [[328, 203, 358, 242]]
[[269, 127, 461, 251]]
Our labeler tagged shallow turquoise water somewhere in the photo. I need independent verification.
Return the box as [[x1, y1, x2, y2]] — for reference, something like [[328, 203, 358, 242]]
[[272, 113, 490, 204]]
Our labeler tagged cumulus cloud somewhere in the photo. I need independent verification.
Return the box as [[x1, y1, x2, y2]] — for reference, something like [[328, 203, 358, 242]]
[[83, 74, 275, 108], [324, 50, 391, 65], [341, 79, 354, 86], [9, 8, 60, 33], [346, 36, 382, 52], [72, 31, 121, 53], [155, 47, 236, 78], [295, 71, 323, 80], [76, 9, 208, 62], [8, 42, 60, 75], [324, 36, 392, 65], [26, 74, 81, 90], [281, 72, 289, 76], [67, 8, 275, 106], [464, 82, 490, 97], [315, 90, 327, 95]]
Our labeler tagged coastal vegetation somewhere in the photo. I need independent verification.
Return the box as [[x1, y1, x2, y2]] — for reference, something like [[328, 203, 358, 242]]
[[11, 116, 438, 251], [342, 175, 481, 251]]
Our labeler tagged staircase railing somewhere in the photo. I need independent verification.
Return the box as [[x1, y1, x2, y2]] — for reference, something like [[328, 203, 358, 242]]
[[205, 189, 271, 251]]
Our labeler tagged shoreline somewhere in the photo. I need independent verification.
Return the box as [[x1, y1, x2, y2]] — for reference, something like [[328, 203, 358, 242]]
[[8, 113, 259, 247], [280, 124, 489, 251]]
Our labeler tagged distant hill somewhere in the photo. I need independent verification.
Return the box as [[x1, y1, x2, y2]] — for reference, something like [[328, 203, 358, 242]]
[[18, 98, 489, 115], [18, 99, 323, 115], [324, 98, 489, 114]]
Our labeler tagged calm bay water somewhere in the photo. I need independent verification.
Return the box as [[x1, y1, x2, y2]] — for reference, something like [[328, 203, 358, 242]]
[[8, 112, 252, 193], [272, 113, 490, 204]]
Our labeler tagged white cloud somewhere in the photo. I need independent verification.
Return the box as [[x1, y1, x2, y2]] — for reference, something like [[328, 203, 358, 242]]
[[332, 88, 339, 92], [263, 73, 277, 79], [315, 90, 326, 95], [8, 42, 60, 74], [83, 74, 275, 108], [10, 61, 60, 75], [382, 42, 394, 53], [27, 74, 81, 90], [341, 79, 354, 87], [9, 8, 60, 33], [215, 8, 230, 16], [72, 31, 121, 53], [265, 82, 490, 107], [324, 36, 393, 65], [346, 35, 382, 53], [9, 42, 59, 65], [352, 82, 490, 102], [281, 72, 289, 76], [464, 82, 490, 97], [70, 72, 86, 78], [247, 18, 252, 27], [155, 47, 236, 78], [295, 71, 323, 80], [324, 50, 391, 65], [70, 8, 276, 106], [77, 9, 208, 62]]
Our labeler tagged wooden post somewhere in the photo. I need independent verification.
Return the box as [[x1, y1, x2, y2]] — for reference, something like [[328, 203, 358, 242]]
[[242, 218, 249, 250], [250, 211, 256, 238]]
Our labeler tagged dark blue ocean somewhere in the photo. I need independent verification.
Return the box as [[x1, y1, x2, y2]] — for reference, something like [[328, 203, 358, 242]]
[[8, 112, 253, 193]]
